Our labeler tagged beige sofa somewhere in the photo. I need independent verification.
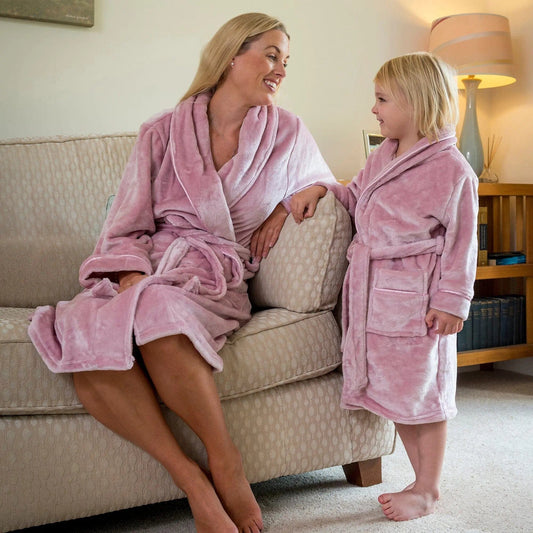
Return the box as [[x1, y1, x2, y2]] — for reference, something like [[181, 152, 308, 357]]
[[0, 133, 395, 532]]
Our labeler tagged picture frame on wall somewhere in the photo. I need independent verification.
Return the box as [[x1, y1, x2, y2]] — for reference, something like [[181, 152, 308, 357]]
[[363, 130, 385, 158], [0, 0, 94, 27]]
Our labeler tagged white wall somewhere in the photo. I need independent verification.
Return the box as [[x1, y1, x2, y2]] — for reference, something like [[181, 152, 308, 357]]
[[1, 0, 532, 372], [3, 0, 513, 182]]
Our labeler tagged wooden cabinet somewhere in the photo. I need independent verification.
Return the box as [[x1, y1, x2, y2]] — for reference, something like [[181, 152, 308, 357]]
[[458, 183, 533, 366]]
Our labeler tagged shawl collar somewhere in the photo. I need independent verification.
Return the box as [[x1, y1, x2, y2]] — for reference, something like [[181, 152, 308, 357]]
[[356, 127, 457, 225], [169, 92, 279, 241]]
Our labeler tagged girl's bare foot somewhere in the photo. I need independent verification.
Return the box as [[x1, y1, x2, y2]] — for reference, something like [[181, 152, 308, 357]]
[[378, 487, 438, 521], [182, 466, 238, 533], [209, 449, 263, 532]]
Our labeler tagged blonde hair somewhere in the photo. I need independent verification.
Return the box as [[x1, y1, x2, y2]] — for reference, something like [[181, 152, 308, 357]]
[[374, 52, 459, 141], [180, 13, 288, 102]]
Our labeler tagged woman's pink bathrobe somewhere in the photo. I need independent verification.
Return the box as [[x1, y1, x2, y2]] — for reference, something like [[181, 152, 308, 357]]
[[324, 129, 478, 424], [29, 92, 336, 373]]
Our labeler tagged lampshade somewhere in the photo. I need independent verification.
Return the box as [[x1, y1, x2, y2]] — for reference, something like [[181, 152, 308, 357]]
[[429, 13, 515, 178], [429, 13, 516, 88]]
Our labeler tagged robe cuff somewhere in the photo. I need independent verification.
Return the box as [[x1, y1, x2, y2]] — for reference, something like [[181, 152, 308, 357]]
[[80, 255, 153, 285], [429, 291, 471, 321]]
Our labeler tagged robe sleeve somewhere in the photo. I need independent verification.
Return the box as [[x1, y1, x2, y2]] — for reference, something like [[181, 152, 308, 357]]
[[79, 122, 167, 287], [429, 173, 479, 319]]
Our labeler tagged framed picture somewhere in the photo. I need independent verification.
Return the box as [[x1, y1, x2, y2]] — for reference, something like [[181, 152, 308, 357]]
[[0, 0, 94, 27], [363, 130, 385, 158]]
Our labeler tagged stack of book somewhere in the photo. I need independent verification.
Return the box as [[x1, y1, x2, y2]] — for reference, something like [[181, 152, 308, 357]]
[[457, 295, 526, 351], [477, 206, 488, 266]]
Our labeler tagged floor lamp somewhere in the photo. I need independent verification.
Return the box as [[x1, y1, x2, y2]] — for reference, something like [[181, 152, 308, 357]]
[[429, 13, 516, 178]]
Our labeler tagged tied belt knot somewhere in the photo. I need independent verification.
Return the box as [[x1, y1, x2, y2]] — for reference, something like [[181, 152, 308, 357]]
[[342, 235, 444, 394]]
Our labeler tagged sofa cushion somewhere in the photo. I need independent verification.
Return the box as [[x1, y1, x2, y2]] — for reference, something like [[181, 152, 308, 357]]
[[0, 134, 136, 308], [249, 191, 351, 313], [0, 307, 341, 415]]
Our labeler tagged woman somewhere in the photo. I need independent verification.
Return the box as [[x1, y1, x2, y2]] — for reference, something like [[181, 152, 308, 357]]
[[29, 12, 336, 533]]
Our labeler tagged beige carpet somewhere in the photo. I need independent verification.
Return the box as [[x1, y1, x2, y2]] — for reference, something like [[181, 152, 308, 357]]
[[21, 369, 533, 533]]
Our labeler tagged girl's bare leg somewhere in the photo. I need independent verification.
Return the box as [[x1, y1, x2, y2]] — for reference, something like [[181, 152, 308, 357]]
[[139, 335, 262, 533], [378, 421, 446, 521], [73, 360, 238, 533]]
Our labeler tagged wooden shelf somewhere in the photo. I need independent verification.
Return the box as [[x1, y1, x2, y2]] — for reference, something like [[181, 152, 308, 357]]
[[458, 183, 533, 366], [475, 264, 533, 280], [458, 344, 533, 367]]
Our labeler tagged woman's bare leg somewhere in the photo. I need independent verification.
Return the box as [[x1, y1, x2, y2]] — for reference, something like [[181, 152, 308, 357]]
[[139, 335, 262, 533], [73, 364, 238, 533], [378, 421, 446, 521]]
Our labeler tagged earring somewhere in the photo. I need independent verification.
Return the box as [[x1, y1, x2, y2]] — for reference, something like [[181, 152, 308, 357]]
[[231, 61, 235, 67]]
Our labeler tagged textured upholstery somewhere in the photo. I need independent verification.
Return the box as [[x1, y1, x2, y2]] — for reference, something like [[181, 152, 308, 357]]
[[0, 133, 395, 532]]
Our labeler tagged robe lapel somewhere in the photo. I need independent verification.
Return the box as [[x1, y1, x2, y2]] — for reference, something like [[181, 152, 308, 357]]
[[223, 104, 278, 207], [169, 93, 235, 241], [355, 129, 457, 232]]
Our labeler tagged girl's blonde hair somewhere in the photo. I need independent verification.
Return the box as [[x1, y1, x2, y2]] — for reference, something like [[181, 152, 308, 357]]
[[374, 52, 459, 141], [180, 12, 288, 102]]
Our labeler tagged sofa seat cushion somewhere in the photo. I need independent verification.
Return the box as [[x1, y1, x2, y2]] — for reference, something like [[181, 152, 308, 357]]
[[0, 307, 341, 415]]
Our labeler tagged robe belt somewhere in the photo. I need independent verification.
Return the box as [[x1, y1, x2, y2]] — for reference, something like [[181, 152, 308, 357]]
[[343, 235, 444, 393], [155, 234, 246, 300]]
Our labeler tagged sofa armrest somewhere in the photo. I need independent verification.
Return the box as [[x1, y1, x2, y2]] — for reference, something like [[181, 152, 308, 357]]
[[248, 191, 352, 313]]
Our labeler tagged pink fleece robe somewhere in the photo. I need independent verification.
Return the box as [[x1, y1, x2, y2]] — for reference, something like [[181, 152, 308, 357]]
[[323, 129, 478, 424], [28, 92, 336, 373]]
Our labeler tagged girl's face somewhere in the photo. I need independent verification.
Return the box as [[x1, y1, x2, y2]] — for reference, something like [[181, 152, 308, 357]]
[[372, 83, 420, 155], [226, 30, 290, 107]]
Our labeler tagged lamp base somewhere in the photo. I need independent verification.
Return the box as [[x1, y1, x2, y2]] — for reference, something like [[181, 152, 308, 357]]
[[459, 78, 484, 177]]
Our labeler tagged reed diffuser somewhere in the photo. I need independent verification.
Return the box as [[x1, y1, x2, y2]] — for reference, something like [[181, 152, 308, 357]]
[[479, 135, 502, 183]]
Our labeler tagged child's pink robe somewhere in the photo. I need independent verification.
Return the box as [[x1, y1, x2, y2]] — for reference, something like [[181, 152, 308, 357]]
[[28, 92, 336, 373], [323, 129, 478, 424]]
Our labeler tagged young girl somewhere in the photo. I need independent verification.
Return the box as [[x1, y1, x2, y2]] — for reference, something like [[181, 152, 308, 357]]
[[290, 52, 478, 521]]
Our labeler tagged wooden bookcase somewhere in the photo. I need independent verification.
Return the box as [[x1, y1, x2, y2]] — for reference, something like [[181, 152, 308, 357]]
[[458, 183, 533, 366]]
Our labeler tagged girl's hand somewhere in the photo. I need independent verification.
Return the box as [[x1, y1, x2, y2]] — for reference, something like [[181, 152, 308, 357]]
[[425, 308, 464, 335], [117, 271, 147, 293], [250, 203, 289, 262], [290, 185, 327, 224]]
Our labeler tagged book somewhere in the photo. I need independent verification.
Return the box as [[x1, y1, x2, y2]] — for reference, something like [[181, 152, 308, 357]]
[[499, 296, 512, 346], [487, 251, 526, 265], [457, 305, 473, 351], [477, 206, 488, 266], [471, 299, 483, 350]]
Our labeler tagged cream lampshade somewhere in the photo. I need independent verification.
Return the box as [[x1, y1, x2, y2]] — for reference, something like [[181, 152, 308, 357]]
[[429, 13, 516, 176]]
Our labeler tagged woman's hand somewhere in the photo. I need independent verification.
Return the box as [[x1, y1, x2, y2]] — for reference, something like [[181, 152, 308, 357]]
[[117, 271, 147, 293], [290, 185, 327, 224], [425, 308, 464, 335], [250, 203, 289, 262]]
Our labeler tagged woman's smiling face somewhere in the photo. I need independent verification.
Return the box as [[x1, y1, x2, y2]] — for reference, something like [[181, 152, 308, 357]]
[[227, 29, 290, 107]]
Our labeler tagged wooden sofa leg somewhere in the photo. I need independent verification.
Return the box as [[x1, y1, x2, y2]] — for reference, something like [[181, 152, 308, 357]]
[[342, 457, 382, 487]]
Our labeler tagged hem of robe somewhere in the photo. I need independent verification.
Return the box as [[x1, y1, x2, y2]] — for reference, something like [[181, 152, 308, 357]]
[[134, 317, 231, 373], [340, 394, 457, 425]]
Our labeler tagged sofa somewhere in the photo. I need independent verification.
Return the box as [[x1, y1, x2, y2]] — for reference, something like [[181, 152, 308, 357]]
[[0, 133, 395, 532]]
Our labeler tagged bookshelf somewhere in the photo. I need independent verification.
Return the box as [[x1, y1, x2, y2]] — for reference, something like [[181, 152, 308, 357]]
[[458, 183, 533, 366]]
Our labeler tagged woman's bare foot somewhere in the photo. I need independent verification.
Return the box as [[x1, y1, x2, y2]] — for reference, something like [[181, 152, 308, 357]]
[[209, 448, 263, 532], [378, 487, 438, 521], [182, 466, 238, 533]]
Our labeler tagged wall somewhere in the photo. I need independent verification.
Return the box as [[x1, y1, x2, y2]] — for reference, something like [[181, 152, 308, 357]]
[[1, 0, 532, 373], [3, 0, 516, 181]]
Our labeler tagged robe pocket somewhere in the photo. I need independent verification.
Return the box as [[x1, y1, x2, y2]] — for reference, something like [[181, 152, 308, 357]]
[[367, 268, 428, 337]]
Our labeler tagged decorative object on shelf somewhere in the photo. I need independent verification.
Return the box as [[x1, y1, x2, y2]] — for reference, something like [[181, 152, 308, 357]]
[[480, 135, 502, 183], [362, 130, 385, 158], [429, 13, 516, 177]]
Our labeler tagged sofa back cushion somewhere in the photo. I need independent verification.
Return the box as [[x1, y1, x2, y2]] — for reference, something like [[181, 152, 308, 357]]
[[249, 191, 351, 312], [0, 134, 351, 314], [0, 134, 136, 307]]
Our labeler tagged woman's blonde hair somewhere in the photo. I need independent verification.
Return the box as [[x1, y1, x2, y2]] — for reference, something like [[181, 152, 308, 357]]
[[180, 12, 288, 102], [374, 52, 459, 141]]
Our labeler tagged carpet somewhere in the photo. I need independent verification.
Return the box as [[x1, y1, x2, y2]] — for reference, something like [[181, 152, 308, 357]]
[[21, 369, 533, 532]]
